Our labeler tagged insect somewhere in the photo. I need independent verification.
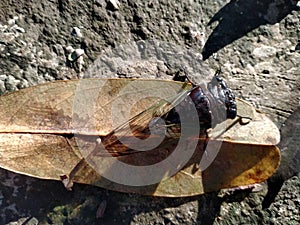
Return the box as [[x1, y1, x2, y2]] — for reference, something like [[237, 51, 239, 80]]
[[0, 77, 280, 197]]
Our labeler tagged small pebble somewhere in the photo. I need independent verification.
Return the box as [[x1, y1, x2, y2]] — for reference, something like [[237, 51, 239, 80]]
[[68, 48, 84, 62], [66, 45, 74, 54], [109, 0, 120, 10], [71, 26, 83, 38], [16, 27, 25, 33]]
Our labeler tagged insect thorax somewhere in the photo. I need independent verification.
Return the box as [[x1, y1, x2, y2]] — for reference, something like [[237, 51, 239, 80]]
[[164, 75, 237, 132]]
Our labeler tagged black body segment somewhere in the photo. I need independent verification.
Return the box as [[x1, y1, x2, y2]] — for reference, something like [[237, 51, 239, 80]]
[[164, 74, 237, 132]]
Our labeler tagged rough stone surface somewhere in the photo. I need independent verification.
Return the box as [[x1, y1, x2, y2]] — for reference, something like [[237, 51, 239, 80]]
[[0, 0, 299, 225]]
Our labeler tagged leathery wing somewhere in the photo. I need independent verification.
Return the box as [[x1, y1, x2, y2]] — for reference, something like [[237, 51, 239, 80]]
[[0, 78, 280, 197]]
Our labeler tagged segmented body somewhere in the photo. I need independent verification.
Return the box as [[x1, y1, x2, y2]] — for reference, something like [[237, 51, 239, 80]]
[[164, 75, 237, 133]]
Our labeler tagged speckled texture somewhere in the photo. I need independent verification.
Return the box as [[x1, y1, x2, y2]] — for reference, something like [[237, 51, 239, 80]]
[[0, 0, 299, 224]]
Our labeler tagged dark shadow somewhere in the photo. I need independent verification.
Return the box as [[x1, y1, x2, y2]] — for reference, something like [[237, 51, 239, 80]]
[[0, 169, 86, 224], [0, 168, 221, 225], [196, 192, 222, 225], [262, 176, 285, 208], [262, 106, 300, 208], [202, 0, 299, 60]]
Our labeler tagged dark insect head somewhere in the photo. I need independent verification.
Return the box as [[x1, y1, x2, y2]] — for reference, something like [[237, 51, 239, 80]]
[[207, 72, 237, 120]]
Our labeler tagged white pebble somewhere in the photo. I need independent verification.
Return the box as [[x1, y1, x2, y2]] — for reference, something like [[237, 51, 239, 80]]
[[109, 0, 120, 9], [68, 48, 84, 62], [71, 26, 83, 38]]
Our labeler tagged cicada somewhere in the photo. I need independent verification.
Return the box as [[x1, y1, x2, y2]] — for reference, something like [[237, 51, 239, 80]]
[[0, 75, 280, 197]]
